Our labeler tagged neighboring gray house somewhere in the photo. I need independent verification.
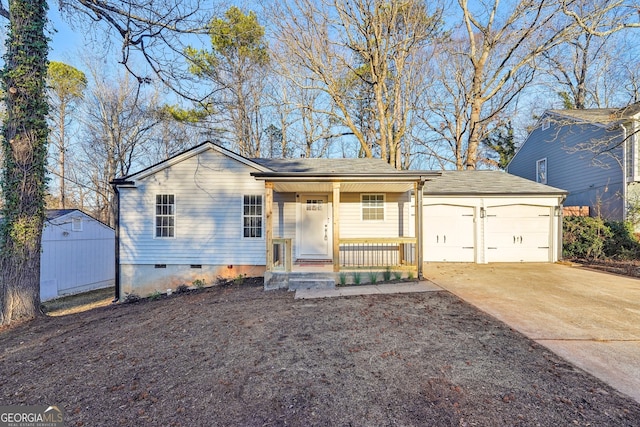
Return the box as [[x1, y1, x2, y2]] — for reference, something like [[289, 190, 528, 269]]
[[41, 209, 115, 301], [507, 103, 640, 221], [112, 142, 566, 299]]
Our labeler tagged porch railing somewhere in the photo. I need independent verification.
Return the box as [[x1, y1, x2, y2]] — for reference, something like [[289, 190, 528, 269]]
[[339, 237, 416, 269]]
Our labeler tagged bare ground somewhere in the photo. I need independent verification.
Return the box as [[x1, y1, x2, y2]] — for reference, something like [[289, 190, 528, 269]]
[[2, 280, 640, 426]]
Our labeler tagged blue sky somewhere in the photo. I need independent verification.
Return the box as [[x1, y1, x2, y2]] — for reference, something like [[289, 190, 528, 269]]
[[47, 7, 87, 66]]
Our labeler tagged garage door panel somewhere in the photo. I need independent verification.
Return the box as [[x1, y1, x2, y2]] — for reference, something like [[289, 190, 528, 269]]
[[486, 205, 551, 262], [424, 205, 475, 262]]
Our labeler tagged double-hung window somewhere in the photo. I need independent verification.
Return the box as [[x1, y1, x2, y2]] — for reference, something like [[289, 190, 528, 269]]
[[362, 194, 384, 221], [243, 195, 263, 238], [536, 158, 547, 184], [155, 194, 175, 238]]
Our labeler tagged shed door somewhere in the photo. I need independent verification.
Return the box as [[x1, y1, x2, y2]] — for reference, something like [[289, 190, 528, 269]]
[[485, 205, 551, 262], [423, 204, 475, 262]]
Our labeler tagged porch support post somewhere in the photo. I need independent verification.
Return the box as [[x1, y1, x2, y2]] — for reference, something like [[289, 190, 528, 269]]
[[265, 182, 274, 271], [332, 182, 340, 272], [415, 180, 424, 279]]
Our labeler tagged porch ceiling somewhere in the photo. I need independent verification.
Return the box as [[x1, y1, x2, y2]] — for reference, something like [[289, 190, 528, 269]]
[[270, 181, 415, 193]]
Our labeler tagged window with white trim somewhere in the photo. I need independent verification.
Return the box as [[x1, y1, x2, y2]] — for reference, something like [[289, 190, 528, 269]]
[[536, 158, 547, 184], [541, 118, 550, 130], [155, 194, 175, 238], [243, 195, 263, 238], [362, 194, 384, 220]]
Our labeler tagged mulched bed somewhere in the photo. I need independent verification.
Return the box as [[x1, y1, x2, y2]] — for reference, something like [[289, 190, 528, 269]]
[[1, 280, 639, 426], [572, 258, 640, 279]]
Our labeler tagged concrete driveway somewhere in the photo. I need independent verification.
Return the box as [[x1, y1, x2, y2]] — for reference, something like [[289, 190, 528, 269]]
[[424, 262, 640, 404]]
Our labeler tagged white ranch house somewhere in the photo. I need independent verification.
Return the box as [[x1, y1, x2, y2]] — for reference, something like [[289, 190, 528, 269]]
[[112, 142, 567, 299]]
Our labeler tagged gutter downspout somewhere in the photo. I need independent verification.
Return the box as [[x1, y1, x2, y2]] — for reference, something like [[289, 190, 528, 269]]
[[417, 178, 425, 280], [111, 182, 121, 303]]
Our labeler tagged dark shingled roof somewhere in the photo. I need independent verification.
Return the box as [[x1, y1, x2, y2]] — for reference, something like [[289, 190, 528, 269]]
[[45, 209, 79, 220], [548, 101, 640, 125], [423, 171, 567, 195], [250, 157, 399, 174]]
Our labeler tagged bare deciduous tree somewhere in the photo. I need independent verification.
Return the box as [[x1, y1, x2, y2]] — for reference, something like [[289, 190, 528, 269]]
[[421, 0, 579, 170], [79, 66, 160, 226], [540, 0, 640, 109], [272, 0, 441, 168], [0, 0, 214, 325]]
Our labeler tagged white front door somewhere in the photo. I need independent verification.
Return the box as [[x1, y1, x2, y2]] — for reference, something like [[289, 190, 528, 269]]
[[299, 195, 330, 258]]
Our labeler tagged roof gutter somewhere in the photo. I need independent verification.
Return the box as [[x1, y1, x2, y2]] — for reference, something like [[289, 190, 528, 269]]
[[251, 172, 441, 181], [422, 191, 568, 197]]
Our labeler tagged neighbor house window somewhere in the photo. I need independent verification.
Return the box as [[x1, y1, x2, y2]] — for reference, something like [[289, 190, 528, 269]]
[[155, 194, 175, 238], [362, 194, 384, 220], [541, 118, 550, 130], [536, 158, 547, 184], [243, 195, 263, 238]]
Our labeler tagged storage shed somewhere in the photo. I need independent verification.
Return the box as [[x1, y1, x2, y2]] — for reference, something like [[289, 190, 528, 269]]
[[40, 209, 115, 301]]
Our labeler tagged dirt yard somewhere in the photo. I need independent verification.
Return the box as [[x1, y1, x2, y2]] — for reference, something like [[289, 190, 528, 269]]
[[2, 281, 640, 426]]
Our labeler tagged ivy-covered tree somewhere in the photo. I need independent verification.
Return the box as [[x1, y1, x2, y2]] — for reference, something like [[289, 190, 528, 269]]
[[0, 0, 212, 326], [0, 0, 50, 324]]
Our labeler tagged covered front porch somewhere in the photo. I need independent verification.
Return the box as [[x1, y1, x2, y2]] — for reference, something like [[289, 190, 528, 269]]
[[251, 170, 438, 290]]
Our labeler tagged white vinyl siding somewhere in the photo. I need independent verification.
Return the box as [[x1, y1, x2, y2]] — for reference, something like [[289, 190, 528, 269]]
[[119, 148, 267, 265], [243, 195, 263, 238], [362, 194, 385, 220], [155, 194, 175, 238], [339, 193, 407, 238]]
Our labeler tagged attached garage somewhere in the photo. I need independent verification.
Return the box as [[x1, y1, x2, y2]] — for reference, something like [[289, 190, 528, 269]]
[[422, 171, 566, 265]]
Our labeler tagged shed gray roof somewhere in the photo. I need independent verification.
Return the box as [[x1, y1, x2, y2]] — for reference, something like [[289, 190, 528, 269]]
[[423, 171, 567, 195], [250, 157, 398, 174]]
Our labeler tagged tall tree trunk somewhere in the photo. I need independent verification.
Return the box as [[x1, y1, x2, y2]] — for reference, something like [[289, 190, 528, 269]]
[[1, 0, 49, 325], [59, 103, 66, 208], [466, 97, 483, 170]]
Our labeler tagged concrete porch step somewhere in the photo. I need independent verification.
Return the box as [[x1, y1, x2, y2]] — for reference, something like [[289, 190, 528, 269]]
[[264, 272, 336, 291], [288, 278, 336, 291]]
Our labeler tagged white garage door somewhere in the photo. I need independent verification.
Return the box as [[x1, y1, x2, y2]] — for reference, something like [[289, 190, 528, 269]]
[[424, 204, 475, 262], [485, 205, 551, 262]]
